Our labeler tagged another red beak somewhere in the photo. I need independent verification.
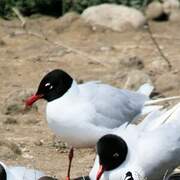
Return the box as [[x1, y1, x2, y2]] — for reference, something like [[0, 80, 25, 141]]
[[96, 165, 105, 180], [25, 94, 43, 107]]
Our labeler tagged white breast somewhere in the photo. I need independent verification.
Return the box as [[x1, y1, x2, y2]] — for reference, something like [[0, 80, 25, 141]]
[[46, 81, 108, 148], [46, 105, 108, 147]]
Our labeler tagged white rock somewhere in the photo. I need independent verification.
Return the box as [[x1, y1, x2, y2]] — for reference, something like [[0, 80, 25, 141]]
[[145, 1, 164, 19], [163, 0, 180, 14], [81, 4, 146, 32], [169, 9, 180, 21], [56, 12, 80, 33]]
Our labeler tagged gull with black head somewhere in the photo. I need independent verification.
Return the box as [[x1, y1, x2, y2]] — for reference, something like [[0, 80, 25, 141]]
[[90, 103, 180, 180], [25, 69, 180, 180]]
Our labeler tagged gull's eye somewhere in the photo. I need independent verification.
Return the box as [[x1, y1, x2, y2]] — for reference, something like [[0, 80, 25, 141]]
[[113, 153, 119, 158], [45, 83, 53, 90]]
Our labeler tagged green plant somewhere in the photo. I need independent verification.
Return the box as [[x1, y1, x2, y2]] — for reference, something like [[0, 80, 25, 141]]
[[0, 0, 15, 17], [65, 0, 153, 13], [0, 0, 158, 18], [0, 0, 63, 18]]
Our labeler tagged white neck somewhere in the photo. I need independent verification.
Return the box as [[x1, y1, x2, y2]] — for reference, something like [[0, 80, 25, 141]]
[[60, 80, 79, 102], [49, 80, 79, 105], [46, 80, 80, 123]]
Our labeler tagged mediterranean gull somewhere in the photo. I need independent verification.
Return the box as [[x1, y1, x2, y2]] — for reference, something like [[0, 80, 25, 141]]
[[89, 103, 180, 180], [25, 69, 180, 180]]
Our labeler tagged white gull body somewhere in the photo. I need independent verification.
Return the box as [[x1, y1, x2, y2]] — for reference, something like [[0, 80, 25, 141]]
[[46, 80, 164, 148], [0, 161, 45, 180], [89, 103, 180, 180]]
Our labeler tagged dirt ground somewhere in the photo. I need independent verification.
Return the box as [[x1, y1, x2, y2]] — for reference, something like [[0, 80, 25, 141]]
[[0, 14, 180, 179]]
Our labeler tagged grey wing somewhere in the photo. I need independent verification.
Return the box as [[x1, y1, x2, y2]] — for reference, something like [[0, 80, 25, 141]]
[[79, 81, 148, 128]]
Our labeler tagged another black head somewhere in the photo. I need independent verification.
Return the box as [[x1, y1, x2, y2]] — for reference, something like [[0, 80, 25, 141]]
[[0, 163, 6, 180], [36, 69, 73, 102], [124, 171, 134, 180], [97, 134, 128, 171], [38, 176, 58, 180], [26, 69, 73, 106]]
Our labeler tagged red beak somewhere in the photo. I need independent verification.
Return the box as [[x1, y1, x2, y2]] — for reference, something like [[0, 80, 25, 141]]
[[25, 94, 43, 107], [96, 165, 105, 180]]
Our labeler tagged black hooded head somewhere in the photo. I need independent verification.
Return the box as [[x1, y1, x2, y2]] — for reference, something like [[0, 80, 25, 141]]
[[97, 134, 128, 171], [36, 69, 73, 102], [0, 163, 6, 180]]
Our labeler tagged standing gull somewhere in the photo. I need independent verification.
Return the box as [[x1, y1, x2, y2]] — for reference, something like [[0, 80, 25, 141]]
[[25, 69, 179, 180]]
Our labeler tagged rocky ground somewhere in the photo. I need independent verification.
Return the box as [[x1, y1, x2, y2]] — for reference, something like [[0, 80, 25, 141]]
[[0, 12, 180, 179]]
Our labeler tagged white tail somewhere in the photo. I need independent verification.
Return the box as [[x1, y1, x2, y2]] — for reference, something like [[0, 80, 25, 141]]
[[137, 83, 154, 97]]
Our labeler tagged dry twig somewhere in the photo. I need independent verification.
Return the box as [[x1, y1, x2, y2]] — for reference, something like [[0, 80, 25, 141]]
[[12, 7, 26, 28], [146, 21, 172, 70]]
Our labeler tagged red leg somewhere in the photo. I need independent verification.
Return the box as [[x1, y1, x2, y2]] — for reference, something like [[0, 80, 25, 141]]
[[66, 147, 74, 180]]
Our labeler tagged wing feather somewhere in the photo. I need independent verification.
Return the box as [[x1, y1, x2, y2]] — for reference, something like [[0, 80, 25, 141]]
[[79, 81, 148, 128]]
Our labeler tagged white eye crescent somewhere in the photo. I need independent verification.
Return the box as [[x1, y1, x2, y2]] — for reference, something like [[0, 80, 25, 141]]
[[45, 83, 51, 87], [113, 153, 119, 157], [45, 83, 53, 90]]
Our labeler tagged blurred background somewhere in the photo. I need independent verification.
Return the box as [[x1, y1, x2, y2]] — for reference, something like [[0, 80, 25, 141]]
[[0, 0, 156, 18], [0, 0, 180, 179]]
